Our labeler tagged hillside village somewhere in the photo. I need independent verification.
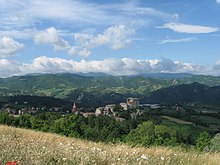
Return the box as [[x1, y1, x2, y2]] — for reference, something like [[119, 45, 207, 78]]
[[0, 96, 166, 121], [72, 97, 144, 121]]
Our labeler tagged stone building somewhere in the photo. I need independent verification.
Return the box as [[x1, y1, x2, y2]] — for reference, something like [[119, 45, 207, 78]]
[[127, 97, 139, 109], [72, 102, 77, 113]]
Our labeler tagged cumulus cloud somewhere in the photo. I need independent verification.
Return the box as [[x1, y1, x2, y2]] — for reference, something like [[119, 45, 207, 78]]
[[0, 37, 24, 58], [74, 25, 135, 50], [158, 23, 218, 34], [34, 27, 70, 51], [34, 25, 134, 57], [159, 37, 197, 44], [0, 56, 215, 77], [217, 0, 220, 4], [34, 27, 90, 58], [0, 59, 22, 77]]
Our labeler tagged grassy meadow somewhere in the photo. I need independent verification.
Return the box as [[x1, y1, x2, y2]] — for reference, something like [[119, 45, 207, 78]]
[[0, 125, 219, 165]]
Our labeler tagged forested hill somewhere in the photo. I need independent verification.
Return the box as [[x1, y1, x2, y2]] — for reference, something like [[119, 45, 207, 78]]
[[0, 73, 220, 107], [0, 73, 220, 97], [141, 82, 220, 106]]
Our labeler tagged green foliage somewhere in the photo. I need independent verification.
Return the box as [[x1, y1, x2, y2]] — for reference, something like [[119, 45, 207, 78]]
[[154, 125, 177, 146], [19, 114, 32, 128], [0, 112, 11, 125], [0, 111, 215, 150], [126, 121, 155, 146], [196, 132, 211, 151], [1, 74, 220, 107]]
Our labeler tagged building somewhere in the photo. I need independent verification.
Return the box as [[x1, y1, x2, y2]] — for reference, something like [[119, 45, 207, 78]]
[[105, 104, 115, 112], [120, 102, 128, 110], [95, 107, 105, 116], [82, 112, 95, 118], [127, 97, 139, 109], [72, 102, 77, 113], [95, 105, 115, 117]]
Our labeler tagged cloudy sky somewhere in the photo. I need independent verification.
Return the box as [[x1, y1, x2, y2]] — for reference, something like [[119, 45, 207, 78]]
[[1, 0, 220, 77]]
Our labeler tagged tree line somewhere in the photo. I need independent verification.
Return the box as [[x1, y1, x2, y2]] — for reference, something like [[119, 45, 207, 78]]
[[0, 111, 214, 151]]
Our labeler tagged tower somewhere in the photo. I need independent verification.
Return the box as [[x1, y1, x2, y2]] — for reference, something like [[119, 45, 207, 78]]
[[72, 102, 77, 113]]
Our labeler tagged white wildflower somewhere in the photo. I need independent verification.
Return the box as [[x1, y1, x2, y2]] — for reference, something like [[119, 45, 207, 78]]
[[141, 154, 148, 160], [161, 156, 165, 160]]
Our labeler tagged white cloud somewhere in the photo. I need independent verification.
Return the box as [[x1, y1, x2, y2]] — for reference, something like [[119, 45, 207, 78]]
[[0, 29, 36, 40], [34, 25, 134, 57], [34, 27, 70, 51], [75, 25, 135, 50], [158, 23, 218, 34], [0, 0, 177, 35], [0, 37, 24, 58], [0, 59, 22, 77], [159, 37, 197, 44], [0, 56, 216, 77], [34, 27, 91, 57], [217, 0, 220, 4], [2, 56, 220, 78]]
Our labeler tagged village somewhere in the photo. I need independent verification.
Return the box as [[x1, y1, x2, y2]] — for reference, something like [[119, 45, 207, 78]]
[[0, 96, 170, 121]]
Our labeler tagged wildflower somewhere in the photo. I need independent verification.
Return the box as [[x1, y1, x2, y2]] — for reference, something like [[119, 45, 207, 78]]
[[161, 156, 165, 160], [141, 154, 148, 160], [62, 158, 67, 161], [174, 153, 177, 156]]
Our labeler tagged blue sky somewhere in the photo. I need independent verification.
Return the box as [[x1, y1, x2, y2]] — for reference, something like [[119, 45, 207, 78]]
[[1, 0, 220, 77]]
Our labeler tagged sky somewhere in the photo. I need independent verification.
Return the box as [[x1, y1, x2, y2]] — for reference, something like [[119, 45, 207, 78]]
[[1, 0, 220, 77]]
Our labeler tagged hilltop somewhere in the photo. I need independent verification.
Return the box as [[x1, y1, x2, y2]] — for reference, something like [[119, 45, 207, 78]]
[[0, 125, 219, 165]]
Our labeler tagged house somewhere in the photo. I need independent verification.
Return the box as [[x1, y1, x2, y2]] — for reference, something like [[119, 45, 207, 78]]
[[120, 102, 128, 110], [82, 112, 95, 118], [127, 97, 139, 109], [95, 107, 105, 116], [95, 105, 115, 117], [5, 108, 17, 115], [105, 104, 115, 112]]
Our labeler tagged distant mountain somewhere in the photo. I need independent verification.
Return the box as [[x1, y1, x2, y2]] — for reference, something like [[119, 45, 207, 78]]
[[141, 82, 220, 107], [133, 73, 194, 79]]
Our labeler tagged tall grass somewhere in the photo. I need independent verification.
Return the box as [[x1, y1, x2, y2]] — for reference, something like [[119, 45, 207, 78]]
[[0, 125, 219, 165]]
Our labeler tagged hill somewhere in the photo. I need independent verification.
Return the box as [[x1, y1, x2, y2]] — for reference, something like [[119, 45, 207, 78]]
[[1, 73, 220, 107], [142, 82, 220, 107], [0, 125, 219, 165]]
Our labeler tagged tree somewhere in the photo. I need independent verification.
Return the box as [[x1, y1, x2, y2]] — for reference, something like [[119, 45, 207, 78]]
[[19, 114, 32, 128], [126, 121, 155, 146], [154, 125, 177, 146], [0, 112, 11, 125]]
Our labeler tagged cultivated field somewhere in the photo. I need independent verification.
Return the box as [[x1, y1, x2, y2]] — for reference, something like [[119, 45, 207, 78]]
[[0, 125, 219, 165], [162, 116, 193, 125]]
